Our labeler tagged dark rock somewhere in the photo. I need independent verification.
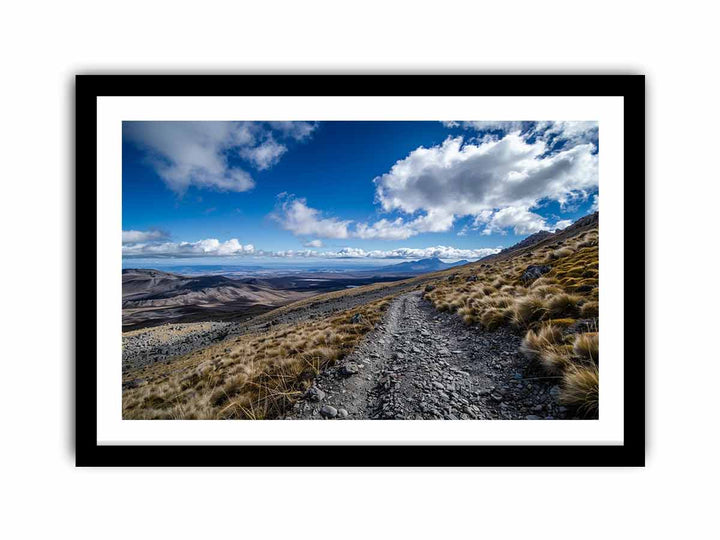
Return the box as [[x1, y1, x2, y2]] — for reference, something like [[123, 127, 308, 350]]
[[350, 313, 363, 324], [339, 362, 359, 377], [320, 405, 338, 418], [424, 284, 436, 292], [305, 386, 325, 402], [520, 265, 551, 283]]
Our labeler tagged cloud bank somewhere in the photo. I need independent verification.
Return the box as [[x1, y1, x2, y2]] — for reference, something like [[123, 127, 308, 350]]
[[122, 230, 499, 260], [122, 237, 255, 258]]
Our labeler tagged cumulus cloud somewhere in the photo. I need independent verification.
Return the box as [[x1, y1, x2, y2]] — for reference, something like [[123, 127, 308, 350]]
[[534, 121, 598, 146], [122, 238, 255, 258], [354, 210, 455, 240], [238, 136, 287, 170], [123, 121, 318, 194], [302, 239, 324, 248], [377, 134, 596, 213], [372, 133, 597, 236], [122, 229, 169, 244], [272, 195, 455, 242], [477, 207, 551, 235], [268, 121, 318, 141], [554, 219, 573, 230], [271, 194, 352, 239]]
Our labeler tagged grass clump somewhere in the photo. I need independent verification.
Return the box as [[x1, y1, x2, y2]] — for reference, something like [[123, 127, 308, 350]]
[[580, 300, 599, 318], [573, 332, 599, 364], [560, 364, 599, 417]]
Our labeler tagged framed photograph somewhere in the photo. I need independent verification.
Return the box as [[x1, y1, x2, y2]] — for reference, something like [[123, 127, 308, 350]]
[[77, 74, 644, 466]]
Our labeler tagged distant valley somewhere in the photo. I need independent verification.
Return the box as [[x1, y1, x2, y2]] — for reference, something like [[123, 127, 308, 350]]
[[122, 257, 469, 330]]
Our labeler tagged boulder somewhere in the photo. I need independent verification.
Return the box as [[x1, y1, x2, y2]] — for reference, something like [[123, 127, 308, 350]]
[[305, 386, 325, 402], [520, 265, 551, 283], [339, 362, 359, 377], [320, 405, 338, 418]]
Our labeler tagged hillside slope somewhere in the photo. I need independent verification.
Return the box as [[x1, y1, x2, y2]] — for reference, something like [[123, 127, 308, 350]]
[[122, 269, 314, 330], [122, 213, 600, 420]]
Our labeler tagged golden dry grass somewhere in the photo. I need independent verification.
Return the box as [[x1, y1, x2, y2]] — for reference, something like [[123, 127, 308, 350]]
[[122, 296, 394, 419], [560, 364, 599, 416], [423, 227, 600, 415], [423, 229, 598, 332]]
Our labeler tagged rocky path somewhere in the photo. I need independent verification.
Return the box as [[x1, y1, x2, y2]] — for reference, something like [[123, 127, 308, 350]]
[[290, 291, 569, 420]]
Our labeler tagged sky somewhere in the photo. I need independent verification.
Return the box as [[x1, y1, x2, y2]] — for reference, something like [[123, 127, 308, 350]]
[[122, 120, 598, 267]]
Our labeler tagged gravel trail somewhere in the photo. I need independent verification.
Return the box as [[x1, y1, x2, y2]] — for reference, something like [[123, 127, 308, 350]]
[[291, 291, 569, 420]]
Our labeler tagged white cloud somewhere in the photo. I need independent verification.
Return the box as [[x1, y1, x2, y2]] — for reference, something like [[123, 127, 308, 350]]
[[122, 238, 255, 258], [534, 121, 598, 146], [477, 207, 551, 235], [269, 245, 501, 260], [373, 133, 597, 235], [268, 121, 318, 141], [354, 210, 455, 240], [554, 219, 573, 230], [123, 121, 318, 194], [441, 120, 598, 147], [443, 120, 526, 132], [122, 229, 169, 244], [302, 239, 324, 248], [377, 134, 597, 214], [271, 194, 352, 239], [121, 234, 500, 261], [239, 136, 287, 170], [353, 246, 500, 260]]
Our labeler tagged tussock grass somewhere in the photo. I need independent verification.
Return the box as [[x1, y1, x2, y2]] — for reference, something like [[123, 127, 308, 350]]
[[546, 293, 581, 317], [123, 297, 394, 419], [573, 332, 599, 364], [520, 324, 565, 360], [580, 301, 599, 318], [560, 364, 599, 417], [423, 224, 600, 415]]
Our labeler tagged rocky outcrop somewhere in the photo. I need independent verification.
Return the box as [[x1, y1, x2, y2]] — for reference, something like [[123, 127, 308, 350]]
[[520, 265, 551, 283]]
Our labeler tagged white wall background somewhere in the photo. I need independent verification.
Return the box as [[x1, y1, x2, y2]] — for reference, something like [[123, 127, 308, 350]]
[[1, 1, 717, 538]]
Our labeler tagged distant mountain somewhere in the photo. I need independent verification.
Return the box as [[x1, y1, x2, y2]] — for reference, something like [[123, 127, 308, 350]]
[[371, 257, 470, 275]]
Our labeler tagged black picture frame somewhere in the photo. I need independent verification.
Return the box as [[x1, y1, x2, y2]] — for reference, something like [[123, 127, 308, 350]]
[[76, 74, 645, 467]]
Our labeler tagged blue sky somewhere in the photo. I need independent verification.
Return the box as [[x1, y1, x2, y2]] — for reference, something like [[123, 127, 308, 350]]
[[122, 120, 598, 266]]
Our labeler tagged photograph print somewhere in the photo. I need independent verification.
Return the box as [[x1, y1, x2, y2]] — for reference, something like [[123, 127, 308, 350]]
[[121, 119, 600, 421]]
